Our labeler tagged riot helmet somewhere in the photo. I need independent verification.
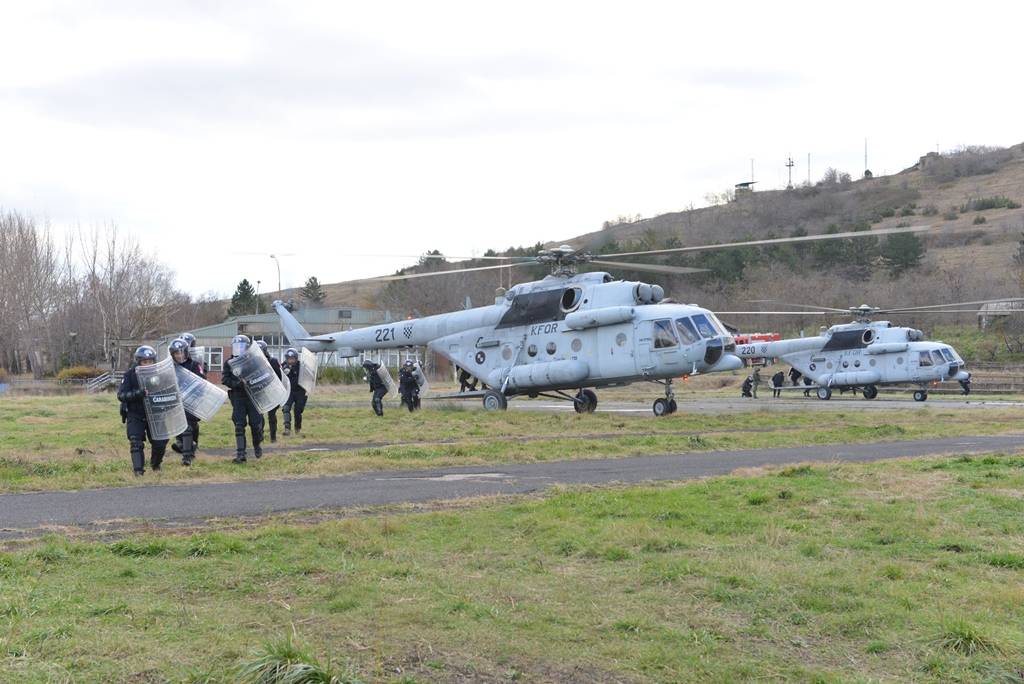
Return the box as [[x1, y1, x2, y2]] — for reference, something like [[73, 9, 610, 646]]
[[180, 332, 197, 348], [255, 339, 270, 358], [169, 338, 190, 364], [134, 345, 158, 366], [284, 348, 299, 365], [231, 334, 251, 358], [403, 360, 414, 368]]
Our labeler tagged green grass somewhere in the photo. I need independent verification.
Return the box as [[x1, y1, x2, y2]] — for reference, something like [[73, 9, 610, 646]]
[[2, 393, 1023, 493], [2, 454, 1024, 681]]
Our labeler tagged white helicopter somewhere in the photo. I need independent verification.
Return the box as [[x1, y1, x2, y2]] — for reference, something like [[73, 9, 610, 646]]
[[272, 226, 934, 415], [720, 301, 1021, 401]]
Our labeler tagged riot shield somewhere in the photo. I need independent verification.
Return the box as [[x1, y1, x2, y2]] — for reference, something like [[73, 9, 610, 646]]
[[189, 346, 208, 367], [376, 363, 398, 399], [298, 348, 318, 394], [280, 372, 291, 407], [174, 364, 227, 421], [412, 362, 429, 393], [135, 356, 188, 441], [228, 346, 289, 413]]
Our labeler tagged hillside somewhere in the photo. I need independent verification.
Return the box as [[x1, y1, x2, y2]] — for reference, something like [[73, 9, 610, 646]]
[[313, 144, 1024, 325]]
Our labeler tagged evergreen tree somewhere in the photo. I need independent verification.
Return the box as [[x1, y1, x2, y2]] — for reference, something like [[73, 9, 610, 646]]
[[300, 276, 326, 305], [227, 279, 258, 316], [880, 232, 926, 277]]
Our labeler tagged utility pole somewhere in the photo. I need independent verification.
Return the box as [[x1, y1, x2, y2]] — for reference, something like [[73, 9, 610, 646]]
[[807, 153, 811, 184], [270, 254, 282, 294], [255, 280, 261, 315], [785, 154, 795, 189]]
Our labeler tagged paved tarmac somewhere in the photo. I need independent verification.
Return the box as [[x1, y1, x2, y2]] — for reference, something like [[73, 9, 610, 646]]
[[2, 433, 1022, 539]]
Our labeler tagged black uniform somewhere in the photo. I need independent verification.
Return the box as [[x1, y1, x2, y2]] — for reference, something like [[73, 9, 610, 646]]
[[788, 367, 802, 386], [173, 357, 206, 464], [741, 376, 753, 398], [283, 361, 307, 433], [117, 365, 168, 474], [772, 371, 786, 398], [222, 356, 265, 461], [398, 366, 420, 412], [266, 357, 283, 442], [458, 367, 477, 393], [364, 362, 388, 416]]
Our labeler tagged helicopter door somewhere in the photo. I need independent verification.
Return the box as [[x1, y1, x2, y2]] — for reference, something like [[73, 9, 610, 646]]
[[637, 319, 681, 374]]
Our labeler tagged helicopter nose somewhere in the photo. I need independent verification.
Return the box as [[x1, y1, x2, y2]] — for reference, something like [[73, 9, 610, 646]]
[[703, 338, 724, 366]]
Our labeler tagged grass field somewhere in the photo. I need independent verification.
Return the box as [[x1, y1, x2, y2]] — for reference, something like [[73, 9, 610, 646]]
[[2, 392, 1023, 493], [2, 453, 1023, 682]]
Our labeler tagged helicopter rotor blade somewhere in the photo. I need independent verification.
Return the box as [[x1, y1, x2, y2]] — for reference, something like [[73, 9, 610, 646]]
[[879, 297, 1024, 314], [359, 261, 537, 282], [713, 311, 832, 315], [588, 260, 709, 275], [601, 224, 932, 259]]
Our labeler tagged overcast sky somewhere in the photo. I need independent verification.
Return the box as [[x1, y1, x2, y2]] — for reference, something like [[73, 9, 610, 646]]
[[1, 1, 1021, 298]]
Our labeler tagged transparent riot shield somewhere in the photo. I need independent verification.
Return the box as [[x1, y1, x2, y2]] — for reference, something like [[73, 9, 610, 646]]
[[298, 348, 318, 394], [376, 363, 398, 400], [189, 346, 208, 368], [135, 356, 188, 441], [174, 364, 228, 421], [228, 346, 289, 413], [412, 362, 429, 393], [280, 371, 291, 408]]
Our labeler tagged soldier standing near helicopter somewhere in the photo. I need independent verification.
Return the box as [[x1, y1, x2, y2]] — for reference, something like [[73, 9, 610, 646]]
[[398, 360, 420, 411], [362, 359, 388, 416]]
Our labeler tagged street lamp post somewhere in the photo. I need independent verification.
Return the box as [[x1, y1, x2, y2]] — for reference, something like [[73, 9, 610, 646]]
[[270, 254, 282, 295], [255, 280, 261, 314]]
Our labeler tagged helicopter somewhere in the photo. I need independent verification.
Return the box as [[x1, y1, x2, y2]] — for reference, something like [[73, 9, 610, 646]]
[[719, 301, 1022, 401]]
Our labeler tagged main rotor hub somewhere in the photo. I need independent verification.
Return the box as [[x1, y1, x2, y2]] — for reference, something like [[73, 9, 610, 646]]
[[536, 244, 593, 276]]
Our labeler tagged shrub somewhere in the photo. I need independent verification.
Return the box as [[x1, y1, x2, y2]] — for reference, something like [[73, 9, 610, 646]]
[[55, 366, 104, 382], [921, 204, 939, 216], [961, 195, 1022, 212], [899, 204, 917, 216], [236, 635, 362, 684], [932, 617, 1002, 656], [878, 207, 896, 218], [973, 215, 987, 225], [942, 208, 959, 221]]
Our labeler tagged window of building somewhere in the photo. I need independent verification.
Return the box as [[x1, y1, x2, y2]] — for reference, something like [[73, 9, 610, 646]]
[[207, 347, 224, 371], [338, 310, 353, 319], [652, 319, 678, 349]]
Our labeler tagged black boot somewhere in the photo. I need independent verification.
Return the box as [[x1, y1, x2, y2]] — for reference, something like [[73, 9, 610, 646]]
[[130, 438, 145, 476], [252, 426, 263, 459], [233, 431, 247, 463], [180, 429, 195, 466], [150, 443, 165, 472]]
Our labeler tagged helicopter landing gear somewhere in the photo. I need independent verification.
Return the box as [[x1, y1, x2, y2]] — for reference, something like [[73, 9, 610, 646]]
[[482, 389, 508, 411], [652, 379, 678, 416], [862, 385, 878, 400], [816, 387, 832, 401], [913, 390, 928, 402], [573, 389, 598, 414]]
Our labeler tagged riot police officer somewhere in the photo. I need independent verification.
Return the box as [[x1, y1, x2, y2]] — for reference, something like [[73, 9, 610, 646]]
[[282, 347, 307, 435], [221, 335, 264, 463], [398, 360, 420, 412], [363, 359, 388, 416], [255, 340, 283, 442], [117, 345, 168, 476], [179, 332, 204, 375], [169, 337, 204, 466]]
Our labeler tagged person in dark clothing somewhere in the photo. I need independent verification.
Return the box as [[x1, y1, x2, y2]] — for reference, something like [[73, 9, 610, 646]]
[[363, 359, 388, 416], [221, 334, 264, 463], [741, 376, 753, 398], [771, 370, 786, 398], [255, 340, 283, 442], [117, 345, 168, 476], [169, 337, 204, 466], [788, 367, 802, 386], [803, 376, 813, 397], [398, 360, 420, 412], [282, 347, 307, 435], [457, 367, 477, 393]]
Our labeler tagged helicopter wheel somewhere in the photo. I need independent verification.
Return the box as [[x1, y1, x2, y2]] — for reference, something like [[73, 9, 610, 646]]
[[816, 387, 832, 401], [913, 390, 928, 402], [652, 398, 671, 417], [573, 389, 598, 414], [862, 385, 878, 400], [668, 399, 678, 414], [482, 390, 508, 411]]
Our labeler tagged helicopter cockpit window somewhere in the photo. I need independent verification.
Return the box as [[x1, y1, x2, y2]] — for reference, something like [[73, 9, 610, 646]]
[[560, 287, 583, 313], [918, 351, 933, 367], [931, 350, 946, 366], [941, 348, 956, 363], [675, 318, 700, 345], [690, 314, 717, 339], [708, 314, 729, 335], [652, 319, 679, 349]]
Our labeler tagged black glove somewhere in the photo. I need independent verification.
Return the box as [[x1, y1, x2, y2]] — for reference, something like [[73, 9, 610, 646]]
[[119, 402, 128, 424]]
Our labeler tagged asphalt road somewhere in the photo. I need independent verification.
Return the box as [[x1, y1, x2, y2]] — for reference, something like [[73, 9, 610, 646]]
[[2, 433, 1022, 538]]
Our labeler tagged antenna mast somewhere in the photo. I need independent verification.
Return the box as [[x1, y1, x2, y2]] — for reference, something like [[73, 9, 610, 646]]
[[785, 154, 795, 189]]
